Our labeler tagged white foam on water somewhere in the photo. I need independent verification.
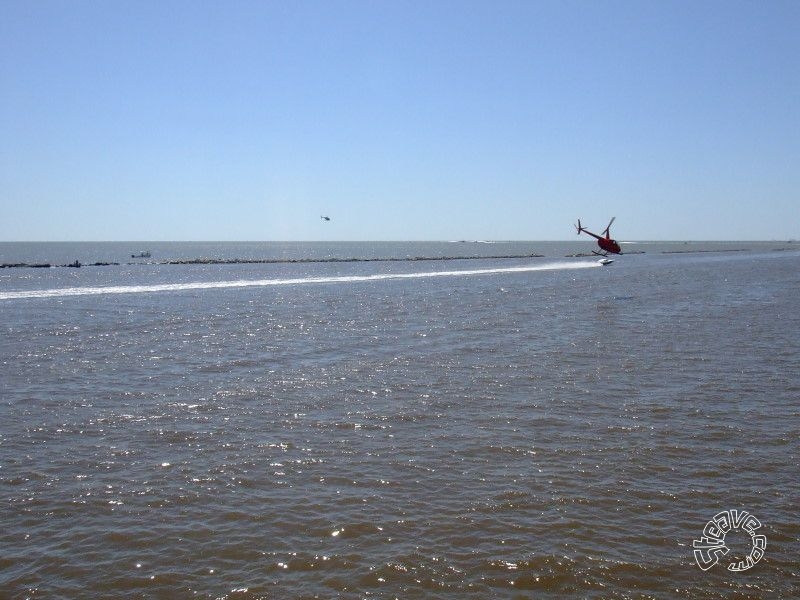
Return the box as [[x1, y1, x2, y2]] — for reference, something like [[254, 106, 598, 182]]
[[0, 261, 599, 300]]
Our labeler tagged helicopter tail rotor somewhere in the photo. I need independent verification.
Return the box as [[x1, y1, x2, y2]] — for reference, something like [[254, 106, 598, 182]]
[[602, 217, 616, 237]]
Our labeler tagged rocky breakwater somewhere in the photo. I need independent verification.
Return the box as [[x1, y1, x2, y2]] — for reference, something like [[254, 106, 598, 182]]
[[163, 253, 545, 266], [1, 261, 120, 269]]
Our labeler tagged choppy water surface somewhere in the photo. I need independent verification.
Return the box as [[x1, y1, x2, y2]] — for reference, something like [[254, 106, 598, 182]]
[[1, 243, 799, 598]]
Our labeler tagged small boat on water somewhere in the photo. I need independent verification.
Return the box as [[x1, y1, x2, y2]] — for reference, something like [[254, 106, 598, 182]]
[[598, 258, 614, 266], [131, 251, 151, 258]]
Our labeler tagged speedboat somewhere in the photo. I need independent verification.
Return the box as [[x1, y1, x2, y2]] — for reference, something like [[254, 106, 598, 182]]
[[598, 258, 614, 266]]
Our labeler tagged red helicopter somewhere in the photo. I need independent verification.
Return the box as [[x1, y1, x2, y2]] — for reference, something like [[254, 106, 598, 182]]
[[576, 217, 622, 256]]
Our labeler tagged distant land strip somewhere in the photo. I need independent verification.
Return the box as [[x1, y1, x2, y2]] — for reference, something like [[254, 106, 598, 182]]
[[660, 248, 750, 254]]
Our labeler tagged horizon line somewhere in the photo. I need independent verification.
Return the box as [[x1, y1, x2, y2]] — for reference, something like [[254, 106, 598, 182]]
[[1, 238, 797, 244]]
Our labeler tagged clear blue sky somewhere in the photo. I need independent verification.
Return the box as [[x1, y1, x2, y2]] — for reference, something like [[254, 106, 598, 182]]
[[1, 0, 797, 241]]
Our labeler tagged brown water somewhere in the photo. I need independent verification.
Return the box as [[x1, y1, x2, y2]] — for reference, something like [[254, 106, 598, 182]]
[[1, 243, 799, 598]]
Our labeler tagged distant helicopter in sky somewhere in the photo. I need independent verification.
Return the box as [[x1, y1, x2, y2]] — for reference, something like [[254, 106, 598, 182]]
[[320, 215, 331, 221], [575, 217, 622, 256]]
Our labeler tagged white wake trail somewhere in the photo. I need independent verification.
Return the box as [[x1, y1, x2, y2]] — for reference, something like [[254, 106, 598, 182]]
[[0, 261, 599, 300]]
